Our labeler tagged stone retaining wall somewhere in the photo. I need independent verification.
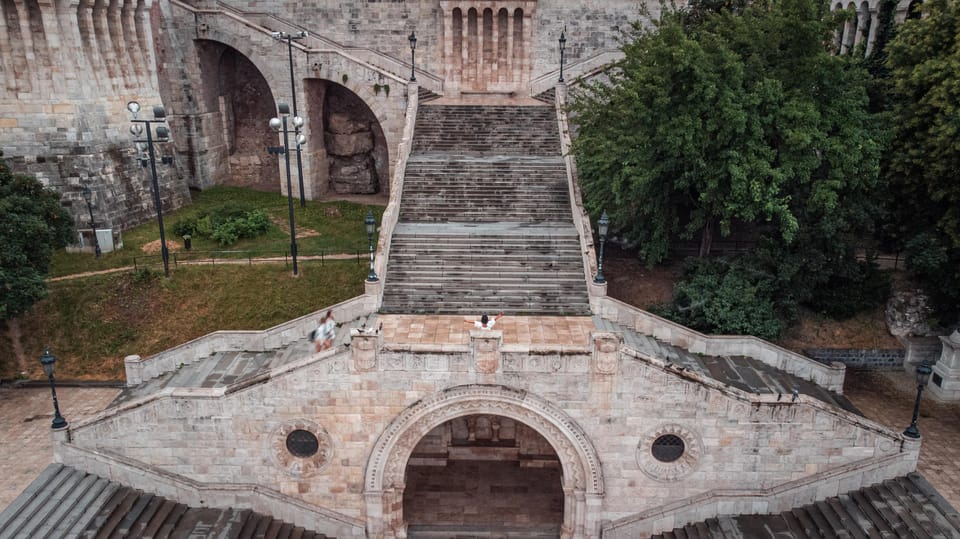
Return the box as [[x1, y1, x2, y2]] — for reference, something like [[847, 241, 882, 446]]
[[804, 348, 906, 370]]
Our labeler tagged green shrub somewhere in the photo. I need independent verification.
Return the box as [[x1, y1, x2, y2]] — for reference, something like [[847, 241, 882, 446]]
[[663, 258, 785, 340], [807, 259, 891, 319], [174, 204, 272, 247]]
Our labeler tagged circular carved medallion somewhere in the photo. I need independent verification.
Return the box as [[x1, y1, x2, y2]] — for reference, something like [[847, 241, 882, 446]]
[[271, 420, 332, 477], [637, 424, 702, 482]]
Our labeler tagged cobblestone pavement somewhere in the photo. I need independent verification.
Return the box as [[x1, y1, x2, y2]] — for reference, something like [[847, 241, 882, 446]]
[[0, 386, 119, 509], [1, 367, 957, 515], [844, 369, 960, 509]]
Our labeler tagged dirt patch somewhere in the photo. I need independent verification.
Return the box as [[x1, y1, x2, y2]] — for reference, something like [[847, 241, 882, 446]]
[[141, 239, 183, 254], [605, 249, 682, 309], [269, 216, 321, 239]]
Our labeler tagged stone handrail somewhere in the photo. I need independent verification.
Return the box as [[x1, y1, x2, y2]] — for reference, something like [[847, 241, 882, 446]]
[[530, 49, 624, 96], [123, 295, 370, 386], [55, 443, 366, 538], [208, 0, 444, 94], [598, 296, 847, 392], [601, 445, 919, 538], [554, 84, 607, 310], [364, 81, 420, 310]]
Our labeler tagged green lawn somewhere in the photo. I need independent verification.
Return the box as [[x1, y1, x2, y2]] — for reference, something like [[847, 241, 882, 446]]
[[50, 186, 383, 277], [3, 261, 367, 380], [1, 186, 384, 380]]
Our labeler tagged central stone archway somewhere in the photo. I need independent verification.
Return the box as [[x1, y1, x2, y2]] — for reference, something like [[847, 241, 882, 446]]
[[364, 385, 604, 539]]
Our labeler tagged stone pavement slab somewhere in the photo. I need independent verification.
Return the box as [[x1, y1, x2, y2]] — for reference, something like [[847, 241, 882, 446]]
[[844, 369, 960, 509], [378, 315, 594, 346], [0, 386, 119, 509]]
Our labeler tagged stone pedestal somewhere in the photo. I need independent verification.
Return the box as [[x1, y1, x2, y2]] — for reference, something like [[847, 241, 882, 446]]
[[929, 331, 960, 400], [351, 328, 380, 372]]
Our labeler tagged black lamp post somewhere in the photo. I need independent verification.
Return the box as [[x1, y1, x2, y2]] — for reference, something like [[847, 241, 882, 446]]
[[128, 100, 172, 278], [594, 211, 609, 284], [39, 350, 68, 430], [269, 102, 305, 276], [408, 31, 417, 82], [903, 363, 933, 439], [81, 184, 101, 258], [365, 209, 379, 282], [559, 28, 567, 83], [271, 30, 308, 208]]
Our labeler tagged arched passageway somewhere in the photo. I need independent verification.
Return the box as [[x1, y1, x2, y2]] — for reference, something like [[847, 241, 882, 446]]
[[303, 80, 389, 198], [193, 41, 279, 191], [364, 385, 604, 539], [403, 414, 563, 536]]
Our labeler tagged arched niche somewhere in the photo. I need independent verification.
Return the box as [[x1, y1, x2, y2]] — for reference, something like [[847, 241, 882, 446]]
[[363, 385, 604, 539]]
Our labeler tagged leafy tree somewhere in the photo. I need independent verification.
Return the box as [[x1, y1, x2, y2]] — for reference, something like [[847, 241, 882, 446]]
[[570, 0, 883, 268], [0, 160, 74, 319], [883, 0, 960, 324]]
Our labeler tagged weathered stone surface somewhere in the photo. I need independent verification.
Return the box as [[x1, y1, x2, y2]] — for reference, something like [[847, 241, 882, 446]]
[[330, 154, 377, 194], [886, 289, 934, 337], [325, 130, 374, 156], [327, 112, 368, 135]]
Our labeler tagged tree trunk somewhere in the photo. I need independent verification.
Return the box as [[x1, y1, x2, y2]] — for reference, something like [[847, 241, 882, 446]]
[[698, 222, 714, 258]]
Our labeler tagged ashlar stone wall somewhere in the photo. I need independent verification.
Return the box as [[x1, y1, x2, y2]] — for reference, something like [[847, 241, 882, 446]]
[[65, 339, 907, 538], [0, 0, 190, 231]]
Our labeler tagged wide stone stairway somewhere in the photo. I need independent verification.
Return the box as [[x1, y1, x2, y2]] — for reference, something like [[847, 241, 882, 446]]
[[381, 103, 591, 315]]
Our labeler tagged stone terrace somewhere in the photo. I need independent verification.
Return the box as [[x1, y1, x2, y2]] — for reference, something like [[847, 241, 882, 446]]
[[382, 103, 590, 315]]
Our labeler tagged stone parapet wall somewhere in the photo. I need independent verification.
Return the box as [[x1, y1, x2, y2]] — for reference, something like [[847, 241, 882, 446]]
[[56, 443, 366, 538], [74, 329, 902, 536], [602, 445, 920, 538], [597, 297, 847, 392], [123, 295, 372, 386]]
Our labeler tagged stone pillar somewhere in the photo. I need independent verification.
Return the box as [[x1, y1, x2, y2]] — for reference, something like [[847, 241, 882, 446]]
[[929, 331, 960, 400], [124, 354, 143, 386], [351, 327, 380, 372], [470, 329, 502, 373], [865, 9, 880, 56]]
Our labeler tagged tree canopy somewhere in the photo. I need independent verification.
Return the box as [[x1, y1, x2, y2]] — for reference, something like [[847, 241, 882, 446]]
[[570, 0, 883, 267], [0, 160, 74, 319]]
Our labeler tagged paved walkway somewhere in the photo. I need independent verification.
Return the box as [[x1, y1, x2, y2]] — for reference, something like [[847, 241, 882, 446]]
[[379, 314, 594, 346], [1, 358, 957, 516], [0, 386, 120, 509]]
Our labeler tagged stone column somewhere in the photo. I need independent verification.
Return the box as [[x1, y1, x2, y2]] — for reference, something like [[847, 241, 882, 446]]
[[865, 9, 880, 56], [929, 331, 960, 400]]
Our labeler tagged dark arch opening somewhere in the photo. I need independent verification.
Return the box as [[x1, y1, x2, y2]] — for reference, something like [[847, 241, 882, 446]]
[[193, 41, 279, 191], [402, 414, 563, 537], [303, 80, 389, 197]]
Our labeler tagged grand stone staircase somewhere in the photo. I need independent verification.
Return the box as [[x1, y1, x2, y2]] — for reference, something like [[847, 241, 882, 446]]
[[381, 103, 591, 315]]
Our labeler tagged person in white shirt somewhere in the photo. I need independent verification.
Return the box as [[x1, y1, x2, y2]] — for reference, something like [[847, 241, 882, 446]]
[[468, 312, 504, 330]]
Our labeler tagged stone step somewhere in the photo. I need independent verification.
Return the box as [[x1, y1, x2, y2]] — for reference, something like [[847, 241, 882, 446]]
[[412, 104, 560, 156]]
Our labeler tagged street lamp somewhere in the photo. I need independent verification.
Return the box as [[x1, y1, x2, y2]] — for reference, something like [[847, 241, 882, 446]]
[[271, 30, 308, 208], [81, 184, 101, 258], [39, 350, 67, 430], [128, 100, 172, 277], [559, 28, 567, 83], [365, 209, 379, 282], [903, 363, 933, 439], [594, 211, 609, 284], [268, 102, 305, 276], [408, 31, 417, 82]]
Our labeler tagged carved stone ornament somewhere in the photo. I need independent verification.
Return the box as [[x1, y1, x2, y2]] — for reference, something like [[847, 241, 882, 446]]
[[270, 419, 333, 478], [593, 332, 622, 374], [364, 384, 604, 495], [471, 331, 502, 374], [637, 423, 703, 482]]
